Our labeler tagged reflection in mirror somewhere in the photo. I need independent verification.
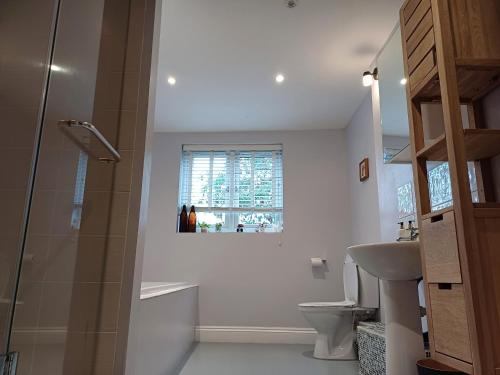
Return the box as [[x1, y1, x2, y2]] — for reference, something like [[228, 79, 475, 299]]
[[377, 26, 410, 164]]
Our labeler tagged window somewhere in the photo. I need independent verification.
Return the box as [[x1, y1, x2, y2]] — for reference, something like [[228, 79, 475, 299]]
[[427, 162, 479, 211], [179, 145, 283, 232], [397, 181, 416, 222], [397, 162, 479, 222], [71, 151, 88, 230]]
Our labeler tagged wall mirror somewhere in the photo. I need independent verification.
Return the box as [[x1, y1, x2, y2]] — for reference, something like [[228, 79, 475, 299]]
[[377, 26, 411, 164]]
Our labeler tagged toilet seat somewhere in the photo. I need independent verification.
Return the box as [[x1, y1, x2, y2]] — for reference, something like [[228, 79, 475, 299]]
[[298, 300, 359, 313], [299, 300, 356, 308]]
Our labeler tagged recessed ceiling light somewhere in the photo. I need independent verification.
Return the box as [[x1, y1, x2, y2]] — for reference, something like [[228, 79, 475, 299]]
[[400, 78, 408, 85], [275, 74, 285, 84], [167, 76, 176, 86]]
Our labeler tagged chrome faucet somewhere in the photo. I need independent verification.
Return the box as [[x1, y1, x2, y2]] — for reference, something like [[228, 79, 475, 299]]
[[397, 220, 419, 241], [409, 225, 419, 241]]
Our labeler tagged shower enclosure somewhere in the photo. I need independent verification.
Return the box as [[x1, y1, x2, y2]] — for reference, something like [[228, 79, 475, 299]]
[[0, 0, 137, 373]]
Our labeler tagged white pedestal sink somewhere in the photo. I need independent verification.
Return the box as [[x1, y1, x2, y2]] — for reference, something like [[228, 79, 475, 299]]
[[348, 242, 423, 375]]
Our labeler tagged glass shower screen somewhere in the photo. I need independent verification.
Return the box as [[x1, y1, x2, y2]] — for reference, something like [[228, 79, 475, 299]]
[[0, 0, 125, 373]]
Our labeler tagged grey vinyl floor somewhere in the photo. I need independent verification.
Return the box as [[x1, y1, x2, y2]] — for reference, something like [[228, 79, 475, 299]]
[[178, 343, 360, 375]]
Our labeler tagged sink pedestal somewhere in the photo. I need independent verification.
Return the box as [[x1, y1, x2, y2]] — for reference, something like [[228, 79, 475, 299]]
[[383, 280, 424, 375], [348, 241, 424, 375]]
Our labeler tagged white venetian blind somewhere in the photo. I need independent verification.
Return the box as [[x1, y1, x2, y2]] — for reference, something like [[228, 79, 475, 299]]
[[179, 145, 283, 228]]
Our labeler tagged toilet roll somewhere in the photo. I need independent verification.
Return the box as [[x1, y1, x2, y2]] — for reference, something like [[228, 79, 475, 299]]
[[311, 258, 325, 267]]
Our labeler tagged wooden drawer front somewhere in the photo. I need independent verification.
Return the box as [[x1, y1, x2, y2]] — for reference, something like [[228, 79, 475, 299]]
[[402, 0, 423, 24], [408, 28, 435, 74], [409, 49, 436, 91], [422, 211, 462, 283], [403, 0, 431, 38], [429, 284, 472, 363], [406, 10, 433, 56]]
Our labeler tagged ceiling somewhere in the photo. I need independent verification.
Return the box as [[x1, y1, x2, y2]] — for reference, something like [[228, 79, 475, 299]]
[[154, 0, 403, 132]]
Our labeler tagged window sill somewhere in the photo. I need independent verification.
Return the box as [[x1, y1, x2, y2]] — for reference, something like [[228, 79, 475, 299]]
[[177, 231, 283, 235]]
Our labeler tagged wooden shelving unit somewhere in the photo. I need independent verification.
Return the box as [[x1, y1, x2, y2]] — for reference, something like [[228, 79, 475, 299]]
[[400, 0, 500, 374], [416, 129, 500, 161], [412, 60, 500, 102], [421, 203, 500, 221]]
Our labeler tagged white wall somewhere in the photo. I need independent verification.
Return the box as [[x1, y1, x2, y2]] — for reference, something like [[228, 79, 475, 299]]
[[143, 130, 353, 327], [143, 86, 425, 330], [346, 93, 382, 245]]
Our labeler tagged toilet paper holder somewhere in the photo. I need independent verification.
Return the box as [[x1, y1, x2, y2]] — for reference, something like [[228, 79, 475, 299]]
[[311, 258, 327, 267]]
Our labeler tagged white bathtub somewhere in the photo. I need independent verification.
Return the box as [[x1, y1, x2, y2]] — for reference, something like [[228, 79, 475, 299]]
[[136, 282, 199, 374], [140, 282, 197, 300]]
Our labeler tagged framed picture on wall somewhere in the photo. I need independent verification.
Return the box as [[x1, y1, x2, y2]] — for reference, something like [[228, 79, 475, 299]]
[[359, 158, 369, 182]]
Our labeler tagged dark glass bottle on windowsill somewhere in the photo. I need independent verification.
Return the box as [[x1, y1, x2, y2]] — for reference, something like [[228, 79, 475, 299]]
[[188, 206, 197, 233], [179, 205, 188, 233]]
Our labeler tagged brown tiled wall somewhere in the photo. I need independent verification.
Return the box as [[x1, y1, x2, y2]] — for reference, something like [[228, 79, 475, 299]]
[[64, 0, 155, 373], [0, 0, 58, 356], [7, 0, 156, 373]]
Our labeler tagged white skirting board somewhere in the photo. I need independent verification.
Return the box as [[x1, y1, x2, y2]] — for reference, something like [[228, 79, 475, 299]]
[[195, 326, 316, 345]]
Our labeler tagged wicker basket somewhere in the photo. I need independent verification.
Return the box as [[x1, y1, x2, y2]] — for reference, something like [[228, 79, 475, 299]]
[[357, 322, 386, 375]]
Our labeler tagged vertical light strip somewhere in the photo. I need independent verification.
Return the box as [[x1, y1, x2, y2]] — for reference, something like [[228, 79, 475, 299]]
[[180, 151, 186, 206], [208, 151, 214, 208], [232, 152, 240, 228], [187, 151, 193, 206], [250, 152, 255, 210], [71, 151, 88, 230], [271, 151, 277, 209], [226, 151, 233, 208], [228, 151, 235, 228], [278, 151, 283, 208], [234, 152, 240, 208]]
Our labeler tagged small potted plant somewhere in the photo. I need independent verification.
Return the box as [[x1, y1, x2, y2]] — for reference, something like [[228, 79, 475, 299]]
[[255, 223, 267, 233], [199, 222, 210, 233], [215, 222, 223, 232]]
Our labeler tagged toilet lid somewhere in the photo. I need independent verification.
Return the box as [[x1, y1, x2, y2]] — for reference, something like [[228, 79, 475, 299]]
[[298, 300, 356, 308]]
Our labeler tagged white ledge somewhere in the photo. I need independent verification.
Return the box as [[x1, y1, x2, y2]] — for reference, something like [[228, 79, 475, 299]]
[[140, 282, 198, 300]]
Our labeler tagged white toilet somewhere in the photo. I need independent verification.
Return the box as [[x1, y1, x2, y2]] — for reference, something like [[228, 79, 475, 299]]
[[298, 255, 379, 360]]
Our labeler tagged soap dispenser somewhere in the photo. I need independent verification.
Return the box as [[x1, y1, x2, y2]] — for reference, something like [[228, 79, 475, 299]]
[[398, 222, 406, 239]]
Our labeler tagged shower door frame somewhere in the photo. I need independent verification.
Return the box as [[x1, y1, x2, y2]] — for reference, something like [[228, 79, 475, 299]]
[[2, 0, 159, 373], [1, 0, 125, 373], [0, 0, 62, 373]]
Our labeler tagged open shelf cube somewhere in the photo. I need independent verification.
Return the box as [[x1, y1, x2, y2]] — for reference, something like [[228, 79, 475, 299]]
[[416, 129, 500, 161], [411, 60, 500, 102]]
